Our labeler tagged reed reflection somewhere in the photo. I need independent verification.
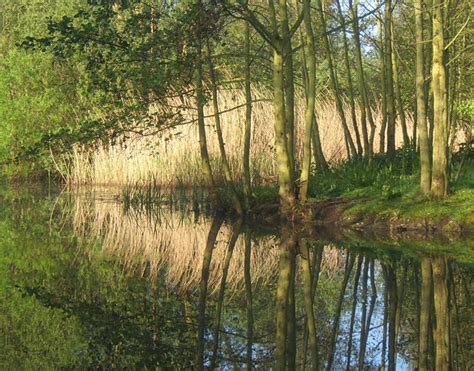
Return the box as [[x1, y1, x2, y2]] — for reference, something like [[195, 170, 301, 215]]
[[69, 195, 471, 370]]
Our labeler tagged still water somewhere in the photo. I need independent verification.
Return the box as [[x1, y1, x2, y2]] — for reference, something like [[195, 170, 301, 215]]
[[1, 185, 472, 370]]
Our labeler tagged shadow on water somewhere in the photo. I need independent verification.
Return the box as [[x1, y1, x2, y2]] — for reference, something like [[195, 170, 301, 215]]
[[0, 186, 473, 369]]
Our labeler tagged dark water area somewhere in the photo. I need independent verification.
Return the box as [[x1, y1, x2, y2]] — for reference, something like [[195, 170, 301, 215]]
[[1, 185, 473, 370]]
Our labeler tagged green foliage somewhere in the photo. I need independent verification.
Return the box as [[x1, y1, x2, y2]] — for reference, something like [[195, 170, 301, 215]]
[[309, 146, 418, 200]]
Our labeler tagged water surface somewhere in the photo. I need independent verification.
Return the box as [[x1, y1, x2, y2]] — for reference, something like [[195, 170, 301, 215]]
[[1, 186, 472, 369]]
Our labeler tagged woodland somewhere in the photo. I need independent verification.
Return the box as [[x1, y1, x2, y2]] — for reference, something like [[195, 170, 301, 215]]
[[0, 0, 473, 219]]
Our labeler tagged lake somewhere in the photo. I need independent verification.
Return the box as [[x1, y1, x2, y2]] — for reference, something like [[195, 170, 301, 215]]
[[1, 184, 472, 370]]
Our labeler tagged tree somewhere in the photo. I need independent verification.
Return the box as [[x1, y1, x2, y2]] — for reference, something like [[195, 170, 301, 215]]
[[415, 0, 431, 195], [430, 0, 449, 197]]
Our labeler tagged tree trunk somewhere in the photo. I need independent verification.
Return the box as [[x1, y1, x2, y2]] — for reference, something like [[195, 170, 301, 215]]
[[270, 1, 297, 217], [316, 0, 357, 160], [431, 0, 449, 197], [243, 19, 253, 211], [415, 0, 431, 195], [280, 0, 296, 181], [378, 0, 388, 154], [385, 0, 397, 158], [299, 0, 317, 201], [336, 0, 363, 158], [206, 40, 243, 214], [391, 25, 410, 147], [350, 0, 376, 159], [194, 31, 222, 209]]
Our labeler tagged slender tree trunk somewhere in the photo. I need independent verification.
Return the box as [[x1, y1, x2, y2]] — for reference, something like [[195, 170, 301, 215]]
[[243, 19, 253, 211], [415, 0, 431, 195], [194, 25, 222, 209], [378, 0, 388, 153], [299, 0, 317, 201], [206, 41, 243, 214], [336, 0, 363, 158], [391, 26, 410, 146], [269, 1, 297, 217], [311, 117, 328, 170], [385, 0, 397, 158], [350, 0, 376, 159], [431, 0, 449, 197], [280, 0, 296, 180], [316, 0, 357, 160], [294, 0, 327, 172]]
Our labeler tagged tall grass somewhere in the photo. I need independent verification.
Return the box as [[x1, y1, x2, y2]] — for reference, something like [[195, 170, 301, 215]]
[[62, 87, 414, 188]]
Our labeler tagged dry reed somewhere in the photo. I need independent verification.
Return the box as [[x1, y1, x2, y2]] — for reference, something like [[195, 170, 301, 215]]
[[62, 87, 414, 188]]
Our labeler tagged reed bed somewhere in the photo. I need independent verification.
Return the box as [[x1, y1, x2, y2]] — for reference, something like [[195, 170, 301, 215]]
[[69, 190, 348, 294], [63, 88, 414, 188]]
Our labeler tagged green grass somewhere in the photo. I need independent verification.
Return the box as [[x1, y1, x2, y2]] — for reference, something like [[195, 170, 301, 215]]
[[307, 149, 474, 226]]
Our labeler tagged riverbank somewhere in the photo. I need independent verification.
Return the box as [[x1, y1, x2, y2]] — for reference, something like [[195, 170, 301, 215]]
[[252, 156, 474, 240]]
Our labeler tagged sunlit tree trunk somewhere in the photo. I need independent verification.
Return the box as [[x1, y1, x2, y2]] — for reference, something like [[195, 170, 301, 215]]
[[294, 0, 327, 173], [280, 0, 296, 180], [270, 1, 297, 216], [336, 0, 363, 158], [316, 0, 357, 160], [349, 0, 376, 159], [235, 0, 298, 217], [378, 0, 388, 154], [431, 0, 449, 197], [299, 0, 317, 201], [415, 0, 431, 195], [385, 0, 396, 158]]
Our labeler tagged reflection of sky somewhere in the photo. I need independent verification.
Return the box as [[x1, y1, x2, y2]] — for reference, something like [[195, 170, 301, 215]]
[[333, 263, 411, 370]]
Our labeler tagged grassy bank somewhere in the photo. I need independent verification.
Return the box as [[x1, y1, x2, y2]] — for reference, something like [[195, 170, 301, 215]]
[[308, 152, 474, 227]]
